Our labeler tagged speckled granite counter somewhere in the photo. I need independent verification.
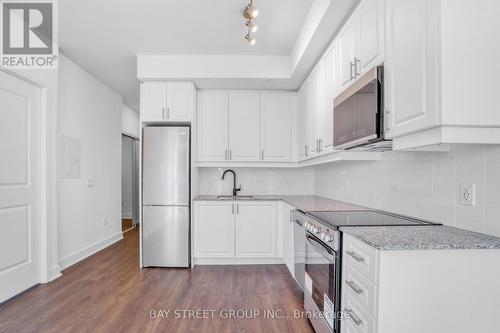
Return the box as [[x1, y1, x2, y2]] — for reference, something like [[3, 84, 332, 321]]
[[195, 195, 500, 251], [341, 225, 500, 250], [194, 195, 369, 213]]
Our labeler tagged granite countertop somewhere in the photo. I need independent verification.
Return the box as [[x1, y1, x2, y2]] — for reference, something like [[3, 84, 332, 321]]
[[195, 195, 500, 251], [194, 195, 369, 213], [341, 225, 500, 250]]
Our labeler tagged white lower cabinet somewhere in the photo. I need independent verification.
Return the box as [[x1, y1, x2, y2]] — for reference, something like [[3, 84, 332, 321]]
[[341, 233, 500, 333], [282, 203, 295, 276], [193, 201, 234, 258], [194, 201, 277, 262], [235, 201, 277, 258]]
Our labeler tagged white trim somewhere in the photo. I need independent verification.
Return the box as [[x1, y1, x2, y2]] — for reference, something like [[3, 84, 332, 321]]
[[58, 232, 124, 270], [193, 257, 284, 265], [48, 265, 62, 281]]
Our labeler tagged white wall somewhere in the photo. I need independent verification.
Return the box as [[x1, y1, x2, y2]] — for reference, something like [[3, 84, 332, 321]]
[[199, 167, 315, 196], [314, 145, 500, 237], [58, 55, 123, 269], [121, 136, 134, 218], [122, 104, 139, 138]]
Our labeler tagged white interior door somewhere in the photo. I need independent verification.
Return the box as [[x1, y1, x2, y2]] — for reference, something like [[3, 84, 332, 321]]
[[0, 70, 41, 303]]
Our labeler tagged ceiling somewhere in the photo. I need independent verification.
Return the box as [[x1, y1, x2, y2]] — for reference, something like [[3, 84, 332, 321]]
[[59, 0, 356, 111]]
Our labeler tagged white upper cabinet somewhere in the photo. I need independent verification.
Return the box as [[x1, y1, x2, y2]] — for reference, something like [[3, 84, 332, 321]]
[[307, 67, 322, 155], [297, 81, 309, 160], [319, 44, 337, 153], [357, 0, 386, 74], [197, 90, 295, 164], [141, 82, 195, 122], [338, 0, 385, 92], [260, 93, 292, 162], [228, 92, 261, 161], [166, 82, 195, 121], [384, 0, 438, 139], [141, 82, 165, 121], [338, 16, 358, 90], [196, 91, 228, 161]]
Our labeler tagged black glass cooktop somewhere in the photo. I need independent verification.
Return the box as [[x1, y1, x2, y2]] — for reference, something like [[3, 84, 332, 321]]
[[307, 210, 441, 227]]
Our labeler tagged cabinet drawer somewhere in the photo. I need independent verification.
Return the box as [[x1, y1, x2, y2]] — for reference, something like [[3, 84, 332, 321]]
[[343, 234, 377, 282], [342, 292, 375, 333], [343, 263, 376, 315]]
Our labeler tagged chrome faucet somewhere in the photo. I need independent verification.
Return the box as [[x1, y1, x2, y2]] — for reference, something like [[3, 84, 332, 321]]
[[222, 169, 241, 196]]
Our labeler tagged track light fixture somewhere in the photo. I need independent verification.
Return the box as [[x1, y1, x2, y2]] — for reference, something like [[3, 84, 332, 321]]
[[243, 0, 258, 45]]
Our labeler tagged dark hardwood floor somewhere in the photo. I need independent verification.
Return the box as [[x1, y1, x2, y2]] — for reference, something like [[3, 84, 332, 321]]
[[0, 228, 313, 333], [122, 218, 134, 232]]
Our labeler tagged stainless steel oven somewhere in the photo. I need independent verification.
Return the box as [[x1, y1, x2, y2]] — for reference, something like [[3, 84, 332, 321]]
[[303, 218, 341, 333]]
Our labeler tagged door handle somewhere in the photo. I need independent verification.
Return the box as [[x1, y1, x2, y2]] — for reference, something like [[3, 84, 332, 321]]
[[345, 308, 363, 326], [346, 250, 365, 262], [354, 57, 361, 76], [345, 280, 364, 294]]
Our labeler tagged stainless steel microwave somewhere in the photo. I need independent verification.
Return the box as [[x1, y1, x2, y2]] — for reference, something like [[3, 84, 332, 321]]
[[333, 66, 391, 151]]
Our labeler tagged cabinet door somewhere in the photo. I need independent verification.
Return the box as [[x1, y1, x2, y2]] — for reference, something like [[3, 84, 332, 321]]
[[235, 202, 277, 258], [320, 45, 336, 153], [194, 202, 235, 258], [141, 82, 166, 121], [260, 93, 292, 161], [228, 92, 260, 161], [307, 68, 321, 155], [196, 91, 228, 161], [298, 80, 310, 159], [385, 0, 439, 138], [338, 16, 357, 90], [282, 203, 295, 277], [166, 82, 194, 121], [357, 0, 385, 74]]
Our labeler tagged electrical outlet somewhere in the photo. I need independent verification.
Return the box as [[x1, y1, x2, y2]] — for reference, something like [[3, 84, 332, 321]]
[[103, 217, 108, 226], [460, 183, 475, 206]]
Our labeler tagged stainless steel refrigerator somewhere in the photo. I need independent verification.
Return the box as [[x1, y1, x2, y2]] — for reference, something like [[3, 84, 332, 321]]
[[142, 127, 190, 267]]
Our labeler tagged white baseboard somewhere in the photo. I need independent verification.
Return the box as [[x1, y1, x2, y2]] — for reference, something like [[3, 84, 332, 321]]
[[58, 232, 124, 270], [193, 257, 285, 265], [47, 265, 62, 282]]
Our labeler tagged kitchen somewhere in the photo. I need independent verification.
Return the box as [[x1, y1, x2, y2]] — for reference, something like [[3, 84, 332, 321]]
[[1, 0, 500, 332]]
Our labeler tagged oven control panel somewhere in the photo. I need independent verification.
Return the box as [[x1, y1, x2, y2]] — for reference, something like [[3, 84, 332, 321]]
[[304, 219, 338, 250]]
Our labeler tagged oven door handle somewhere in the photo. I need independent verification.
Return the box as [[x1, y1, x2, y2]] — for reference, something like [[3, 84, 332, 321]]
[[306, 234, 335, 261]]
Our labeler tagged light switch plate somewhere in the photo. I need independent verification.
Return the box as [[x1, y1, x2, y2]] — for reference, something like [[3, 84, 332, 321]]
[[460, 183, 475, 206]]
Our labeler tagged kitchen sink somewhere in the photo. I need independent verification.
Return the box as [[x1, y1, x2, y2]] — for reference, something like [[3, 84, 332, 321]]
[[216, 195, 254, 199]]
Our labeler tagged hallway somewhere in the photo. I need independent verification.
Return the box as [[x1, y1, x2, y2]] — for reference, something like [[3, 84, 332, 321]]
[[0, 229, 313, 333]]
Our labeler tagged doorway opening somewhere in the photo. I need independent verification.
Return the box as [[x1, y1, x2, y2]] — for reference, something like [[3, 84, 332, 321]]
[[121, 134, 139, 233]]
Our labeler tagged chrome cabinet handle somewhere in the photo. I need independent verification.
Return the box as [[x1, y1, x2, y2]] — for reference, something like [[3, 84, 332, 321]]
[[319, 139, 323, 152], [305, 145, 309, 156], [229, 150, 232, 160], [350, 61, 355, 80], [167, 107, 170, 119], [261, 150, 264, 160], [345, 308, 363, 326], [345, 280, 363, 294], [236, 203, 239, 214], [162, 107, 166, 119], [225, 149, 228, 160], [289, 210, 293, 223], [385, 108, 392, 130], [232, 203, 235, 214], [354, 57, 361, 76], [346, 250, 365, 262]]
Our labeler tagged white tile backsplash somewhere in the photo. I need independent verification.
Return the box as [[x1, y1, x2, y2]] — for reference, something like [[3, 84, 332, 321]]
[[198, 167, 314, 196], [314, 144, 500, 237]]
